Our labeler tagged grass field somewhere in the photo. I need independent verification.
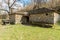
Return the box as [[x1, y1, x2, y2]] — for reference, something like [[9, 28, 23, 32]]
[[0, 24, 60, 40]]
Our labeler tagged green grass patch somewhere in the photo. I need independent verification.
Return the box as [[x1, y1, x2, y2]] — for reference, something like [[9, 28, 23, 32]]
[[0, 24, 60, 40]]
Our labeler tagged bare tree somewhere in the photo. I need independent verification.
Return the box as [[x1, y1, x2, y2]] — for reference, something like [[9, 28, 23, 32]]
[[0, 0, 16, 14], [0, 0, 17, 24], [32, 0, 60, 9], [0, 0, 60, 12]]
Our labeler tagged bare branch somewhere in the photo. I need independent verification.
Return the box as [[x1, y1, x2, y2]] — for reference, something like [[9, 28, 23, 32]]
[[0, 9, 9, 13], [10, 0, 16, 8], [8, 0, 10, 7]]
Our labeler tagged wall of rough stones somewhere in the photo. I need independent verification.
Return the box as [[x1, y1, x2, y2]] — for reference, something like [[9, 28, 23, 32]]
[[15, 14, 23, 24], [29, 12, 54, 24]]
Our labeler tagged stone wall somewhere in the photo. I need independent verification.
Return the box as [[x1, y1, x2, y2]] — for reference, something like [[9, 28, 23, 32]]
[[9, 14, 15, 24], [15, 14, 23, 24], [9, 14, 23, 24], [54, 12, 60, 24], [29, 12, 54, 24]]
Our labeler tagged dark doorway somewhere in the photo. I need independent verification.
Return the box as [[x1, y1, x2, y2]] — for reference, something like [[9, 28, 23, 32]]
[[26, 16, 29, 22], [21, 16, 29, 24]]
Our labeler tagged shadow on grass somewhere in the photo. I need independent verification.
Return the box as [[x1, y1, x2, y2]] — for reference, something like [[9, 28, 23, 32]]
[[22, 23, 52, 28], [2, 22, 53, 28]]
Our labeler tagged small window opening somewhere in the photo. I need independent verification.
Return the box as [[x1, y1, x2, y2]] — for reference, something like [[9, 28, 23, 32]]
[[46, 13, 48, 16]]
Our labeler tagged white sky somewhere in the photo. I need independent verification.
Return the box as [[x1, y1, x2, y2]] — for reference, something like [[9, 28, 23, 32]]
[[0, 0, 24, 12], [0, 0, 51, 12]]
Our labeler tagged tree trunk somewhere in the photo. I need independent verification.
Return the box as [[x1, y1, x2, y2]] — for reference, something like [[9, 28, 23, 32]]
[[8, 8, 15, 24]]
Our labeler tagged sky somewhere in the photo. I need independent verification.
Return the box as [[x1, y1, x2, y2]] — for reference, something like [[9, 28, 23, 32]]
[[0, 0, 32, 11], [1, 0, 32, 7], [17, 0, 31, 6], [0, 0, 50, 12]]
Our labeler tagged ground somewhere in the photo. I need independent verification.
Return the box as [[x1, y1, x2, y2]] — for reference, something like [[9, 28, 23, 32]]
[[0, 24, 60, 40]]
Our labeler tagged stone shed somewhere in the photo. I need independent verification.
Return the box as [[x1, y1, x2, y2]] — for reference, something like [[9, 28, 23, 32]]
[[9, 8, 60, 25], [9, 12, 29, 24], [9, 13, 22, 24], [27, 8, 60, 25]]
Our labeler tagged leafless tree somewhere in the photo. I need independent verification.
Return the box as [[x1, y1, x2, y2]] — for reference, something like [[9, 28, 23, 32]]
[[0, 0, 60, 12], [32, 0, 60, 9], [0, 0, 16, 14]]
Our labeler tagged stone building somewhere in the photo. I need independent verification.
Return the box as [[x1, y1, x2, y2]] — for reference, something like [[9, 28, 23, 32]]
[[9, 8, 60, 26], [28, 8, 58, 25], [9, 12, 29, 24], [9, 13, 22, 24]]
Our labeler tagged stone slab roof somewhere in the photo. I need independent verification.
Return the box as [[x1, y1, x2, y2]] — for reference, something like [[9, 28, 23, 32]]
[[28, 8, 55, 14]]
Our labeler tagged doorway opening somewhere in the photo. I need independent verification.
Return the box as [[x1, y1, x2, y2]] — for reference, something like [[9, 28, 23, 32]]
[[21, 16, 29, 24]]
